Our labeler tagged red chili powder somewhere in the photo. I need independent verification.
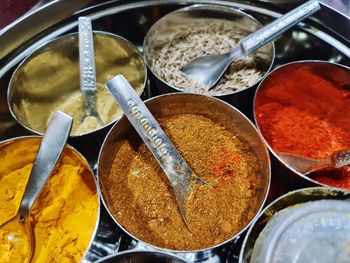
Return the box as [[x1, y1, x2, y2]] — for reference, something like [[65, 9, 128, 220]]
[[255, 63, 350, 190]]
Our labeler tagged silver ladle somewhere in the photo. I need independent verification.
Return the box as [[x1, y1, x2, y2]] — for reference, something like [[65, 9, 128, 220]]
[[181, 0, 321, 90], [278, 149, 350, 175], [78, 16, 104, 125], [0, 111, 72, 262], [105, 75, 206, 228]]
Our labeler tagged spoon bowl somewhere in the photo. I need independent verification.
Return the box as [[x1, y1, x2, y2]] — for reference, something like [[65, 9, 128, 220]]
[[0, 217, 32, 262], [182, 0, 321, 90], [278, 149, 350, 175], [0, 111, 72, 261]]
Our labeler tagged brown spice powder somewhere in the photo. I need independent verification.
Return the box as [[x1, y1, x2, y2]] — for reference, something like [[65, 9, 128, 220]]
[[107, 114, 260, 250]]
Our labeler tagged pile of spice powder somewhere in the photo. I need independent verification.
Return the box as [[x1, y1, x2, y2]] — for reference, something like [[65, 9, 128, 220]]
[[0, 138, 98, 262], [255, 64, 350, 190], [107, 114, 260, 250]]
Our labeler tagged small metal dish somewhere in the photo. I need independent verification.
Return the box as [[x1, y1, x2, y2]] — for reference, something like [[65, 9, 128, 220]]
[[8, 31, 147, 137], [239, 187, 350, 263], [98, 93, 270, 261], [143, 4, 274, 101], [253, 60, 350, 190], [0, 135, 100, 262], [95, 250, 187, 263]]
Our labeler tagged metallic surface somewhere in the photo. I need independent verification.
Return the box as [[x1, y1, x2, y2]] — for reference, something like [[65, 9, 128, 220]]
[[250, 199, 350, 263], [144, 4, 275, 96], [78, 17, 104, 125], [0, 135, 101, 262], [0, 1, 349, 262], [0, 111, 72, 262], [106, 75, 206, 228], [182, 0, 320, 90], [253, 61, 350, 188], [278, 149, 350, 175], [98, 93, 271, 262], [18, 111, 72, 219], [95, 250, 188, 263], [7, 30, 147, 137], [239, 187, 350, 263]]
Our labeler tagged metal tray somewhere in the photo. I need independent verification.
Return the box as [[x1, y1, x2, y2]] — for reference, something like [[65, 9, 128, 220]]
[[0, 1, 349, 262]]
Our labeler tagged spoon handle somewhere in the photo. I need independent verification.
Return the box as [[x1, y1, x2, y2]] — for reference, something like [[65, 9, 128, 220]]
[[18, 111, 72, 218], [239, 0, 320, 55], [79, 16, 97, 115], [334, 150, 350, 168], [105, 75, 193, 192], [106, 75, 195, 226]]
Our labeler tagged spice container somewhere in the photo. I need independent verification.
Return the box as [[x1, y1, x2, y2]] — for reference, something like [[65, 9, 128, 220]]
[[143, 5, 274, 105], [95, 251, 187, 263], [239, 187, 350, 263], [98, 93, 270, 261], [8, 31, 147, 137], [254, 61, 350, 190], [0, 136, 100, 262]]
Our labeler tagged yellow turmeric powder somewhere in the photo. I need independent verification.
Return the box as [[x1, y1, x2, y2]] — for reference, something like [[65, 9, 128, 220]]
[[0, 137, 98, 262]]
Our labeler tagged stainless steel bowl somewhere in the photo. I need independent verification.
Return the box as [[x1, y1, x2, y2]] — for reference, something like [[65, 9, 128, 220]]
[[253, 60, 350, 190], [8, 30, 147, 137], [238, 186, 350, 263], [95, 251, 188, 263], [98, 93, 270, 261], [0, 135, 101, 262], [143, 4, 275, 101]]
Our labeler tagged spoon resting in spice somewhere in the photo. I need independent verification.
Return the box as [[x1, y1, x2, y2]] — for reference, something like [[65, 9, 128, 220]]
[[105, 75, 207, 229], [278, 149, 350, 175], [181, 0, 321, 90], [0, 111, 72, 262], [78, 17, 104, 126]]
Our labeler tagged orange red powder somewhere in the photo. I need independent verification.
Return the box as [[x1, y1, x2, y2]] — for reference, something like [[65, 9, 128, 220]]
[[255, 63, 350, 190]]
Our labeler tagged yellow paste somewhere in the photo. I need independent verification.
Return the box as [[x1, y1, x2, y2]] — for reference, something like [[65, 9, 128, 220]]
[[0, 228, 30, 262], [0, 138, 98, 262], [12, 34, 145, 136]]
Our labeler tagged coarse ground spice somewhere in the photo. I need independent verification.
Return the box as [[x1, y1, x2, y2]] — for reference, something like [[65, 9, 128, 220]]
[[255, 64, 350, 190], [107, 114, 260, 250], [148, 21, 264, 96]]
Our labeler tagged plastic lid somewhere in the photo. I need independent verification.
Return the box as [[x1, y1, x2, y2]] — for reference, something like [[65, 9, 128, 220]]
[[251, 199, 350, 263]]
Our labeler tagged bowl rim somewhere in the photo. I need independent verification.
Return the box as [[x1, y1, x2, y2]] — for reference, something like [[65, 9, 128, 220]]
[[94, 250, 189, 263], [238, 186, 350, 263], [97, 92, 271, 254], [7, 30, 148, 138], [0, 134, 101, 261], [253, 59, 350, 189], [143, 3, 276, 97]]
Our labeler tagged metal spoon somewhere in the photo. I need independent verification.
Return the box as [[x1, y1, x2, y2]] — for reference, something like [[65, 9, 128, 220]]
[[78, 16, 104, 125], [181, 0, 321, 90], [105, 75, 206, 228], [278, 149, 350, 175], [0, 111, 72, 262]]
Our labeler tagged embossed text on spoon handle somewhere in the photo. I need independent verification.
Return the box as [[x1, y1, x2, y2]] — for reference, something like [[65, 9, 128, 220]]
[[106, 75, 195, 227], [17, 111, 72, 218], [105, 75, 193, 192], [240, 0, 320, 55], [79, 17, 97, 114]]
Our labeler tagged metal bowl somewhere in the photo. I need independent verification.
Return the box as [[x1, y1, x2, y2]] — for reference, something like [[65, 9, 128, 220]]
[[238, 187, 350, 263], [143, 4, 275, 100], [98, 93, 270, 261], [0, 135, 100, 262], [95, 251, 188, 263], [253, 60, 350, 190], [8, 31, 147, 137]]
